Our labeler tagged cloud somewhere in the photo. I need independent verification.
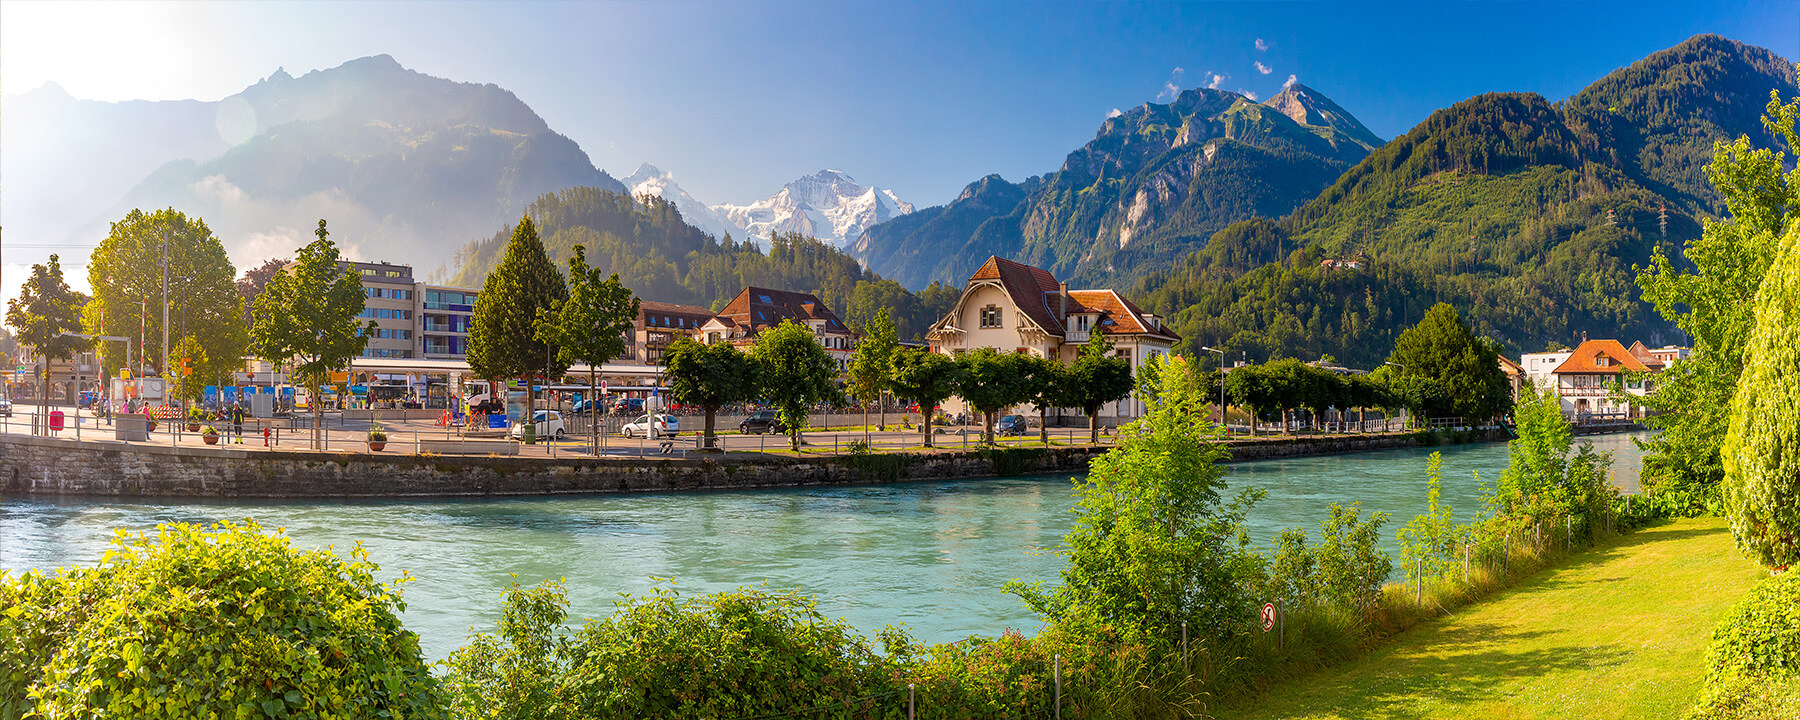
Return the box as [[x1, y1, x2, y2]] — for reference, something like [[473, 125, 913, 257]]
[[1283, 74, 1298, 88], [1240, 89, 1260, 101], [1155, 67, 1186, 102], [1106, 108, 1123, 119], [1205, 72, 1228, 90], [1255, 61, 1272, 75], [1255, 38, 1269, 51]]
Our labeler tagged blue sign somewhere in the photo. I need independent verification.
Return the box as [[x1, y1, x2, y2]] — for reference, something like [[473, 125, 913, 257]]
[[487, 414, 508, 429], [204, 386, 219, 407], [221, 386, 239, 405]]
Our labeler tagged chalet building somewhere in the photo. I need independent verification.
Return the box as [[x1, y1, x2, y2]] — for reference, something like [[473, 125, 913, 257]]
[[624, 301, 716, 365], [925, 256, 1178, 421], [698, 287, 858, 371]]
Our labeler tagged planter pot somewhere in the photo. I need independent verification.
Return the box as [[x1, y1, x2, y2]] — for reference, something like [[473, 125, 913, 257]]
[[368, 441, 387, 452], [188, 422, 201, 432], [202, 435, 219, 445]]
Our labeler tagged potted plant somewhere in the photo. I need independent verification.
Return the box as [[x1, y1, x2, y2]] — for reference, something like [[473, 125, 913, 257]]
[[367, 428, 388, 452], [201, 425, 220, 445], [187, 407, 207, 432]]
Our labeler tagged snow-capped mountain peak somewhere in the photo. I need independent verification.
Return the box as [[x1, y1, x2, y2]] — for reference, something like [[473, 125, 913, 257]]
[[624, 163, 742, 242], [712, 169, 915, 248]]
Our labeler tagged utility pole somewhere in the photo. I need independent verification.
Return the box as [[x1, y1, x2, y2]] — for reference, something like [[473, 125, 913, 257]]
[[162, 228, 170, 409]]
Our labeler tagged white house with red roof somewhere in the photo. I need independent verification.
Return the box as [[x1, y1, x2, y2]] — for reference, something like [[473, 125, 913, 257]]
[[1525, 339, 1657, 419], [925, 256, 1179, 422]]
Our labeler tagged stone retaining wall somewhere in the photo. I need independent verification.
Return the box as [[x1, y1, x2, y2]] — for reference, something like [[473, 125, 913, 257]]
[[0, 431, 1459, 499]]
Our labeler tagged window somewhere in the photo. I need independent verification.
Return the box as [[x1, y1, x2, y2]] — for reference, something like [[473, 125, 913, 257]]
[[360, 268, 376, 276], [980, 305, 1002, 328], [1076, 315, 1090, 331], [384, 270, 403, 278]]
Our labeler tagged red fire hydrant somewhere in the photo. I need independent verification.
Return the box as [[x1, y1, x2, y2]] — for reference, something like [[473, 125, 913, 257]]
[[263, 426, 273, 447]]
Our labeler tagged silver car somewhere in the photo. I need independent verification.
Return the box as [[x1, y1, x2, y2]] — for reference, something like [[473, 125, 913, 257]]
[[621, 413, 679, 438]]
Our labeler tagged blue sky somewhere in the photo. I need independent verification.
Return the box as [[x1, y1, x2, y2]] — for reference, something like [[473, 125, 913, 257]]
[[3, 0, 1796, 209]]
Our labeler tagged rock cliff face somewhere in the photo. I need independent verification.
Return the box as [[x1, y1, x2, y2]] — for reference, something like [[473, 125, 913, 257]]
[[713, 170, 915, 248], [851, 85, 1381, 289]]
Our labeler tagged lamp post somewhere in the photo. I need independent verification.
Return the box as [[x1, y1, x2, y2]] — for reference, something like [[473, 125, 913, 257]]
[[1201, 345, 1227, 434], [1384, 361, 1407, 430]]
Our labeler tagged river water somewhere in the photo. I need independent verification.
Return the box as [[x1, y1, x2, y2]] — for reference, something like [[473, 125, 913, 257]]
[[1, 432, 1649, 659]]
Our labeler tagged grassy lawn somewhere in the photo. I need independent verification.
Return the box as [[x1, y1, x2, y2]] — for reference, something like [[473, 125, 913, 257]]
[[1222, 517, 1766, 720]]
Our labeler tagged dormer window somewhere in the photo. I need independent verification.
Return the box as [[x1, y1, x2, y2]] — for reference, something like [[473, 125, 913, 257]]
[[980, 305, 1002, 328], [1075, 315, 1090, 332]]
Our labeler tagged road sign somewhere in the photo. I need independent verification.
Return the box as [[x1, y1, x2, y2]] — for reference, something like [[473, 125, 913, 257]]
[[1261, 603, 1277, 632]]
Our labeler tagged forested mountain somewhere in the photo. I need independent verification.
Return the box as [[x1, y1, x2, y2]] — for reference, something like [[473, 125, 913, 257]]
[[1131, 34, 1797, 368], [448, 187, 958, 339], [851, 84, 1383, 289], [95, 55, 624, 271]]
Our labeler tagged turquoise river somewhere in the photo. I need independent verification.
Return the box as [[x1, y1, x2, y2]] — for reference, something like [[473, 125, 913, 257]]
[[1, 432, 1648, 659]]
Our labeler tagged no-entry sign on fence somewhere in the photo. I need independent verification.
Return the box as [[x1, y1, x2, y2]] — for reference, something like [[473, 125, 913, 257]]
[[1261, 603, 1277, 632]]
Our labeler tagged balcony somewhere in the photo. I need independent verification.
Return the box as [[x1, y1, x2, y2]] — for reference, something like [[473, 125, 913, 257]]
[[422, 302, 474, 312], [1064, 330, 1090, 343]]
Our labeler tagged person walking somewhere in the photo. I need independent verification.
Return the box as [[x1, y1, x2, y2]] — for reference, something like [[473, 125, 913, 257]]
[[231, 403, 245, 444]]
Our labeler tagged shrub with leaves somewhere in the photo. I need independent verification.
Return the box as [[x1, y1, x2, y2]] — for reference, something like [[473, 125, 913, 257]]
[[0, 521, 442, 719], [1687, 569, 1800, 719], [1398, 452, 1466, 582]]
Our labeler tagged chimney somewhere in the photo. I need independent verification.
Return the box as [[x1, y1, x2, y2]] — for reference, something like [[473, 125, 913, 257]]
[[1059, 281, 1068, 322]]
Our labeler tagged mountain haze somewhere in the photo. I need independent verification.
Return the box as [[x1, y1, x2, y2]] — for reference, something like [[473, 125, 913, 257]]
[[852, 84, 1383, 289]]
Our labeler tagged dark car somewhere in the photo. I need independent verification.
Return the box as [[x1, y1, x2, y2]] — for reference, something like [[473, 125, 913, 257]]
[[997, 414, 1028, 436], [616, 398, 646, 415], [738, 409, 786, 435], [571, 399, 604, 415]]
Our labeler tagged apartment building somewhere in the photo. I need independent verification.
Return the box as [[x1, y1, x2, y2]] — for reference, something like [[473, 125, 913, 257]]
[[625, 301, 716, 364], [340, 262, 480, 361]]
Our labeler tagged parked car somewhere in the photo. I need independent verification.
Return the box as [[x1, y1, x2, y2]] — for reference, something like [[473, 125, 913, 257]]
[[997, 414, 1028, 436], [0, 398, 12, 417], [509, 410, 566, 440], [738, 409, 787, 435], [571, 398, 606, 415], [621, 413, 679, 438]]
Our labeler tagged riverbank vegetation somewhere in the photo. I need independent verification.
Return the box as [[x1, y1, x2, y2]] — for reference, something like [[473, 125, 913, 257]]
[[2, 353, 1654, 718]]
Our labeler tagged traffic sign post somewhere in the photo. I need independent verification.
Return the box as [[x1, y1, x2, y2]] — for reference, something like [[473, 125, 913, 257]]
[[1261, 603, 1276, 632]]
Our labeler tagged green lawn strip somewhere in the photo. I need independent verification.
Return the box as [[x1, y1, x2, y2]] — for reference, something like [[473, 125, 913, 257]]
[[1222, 517, 1766, 720]]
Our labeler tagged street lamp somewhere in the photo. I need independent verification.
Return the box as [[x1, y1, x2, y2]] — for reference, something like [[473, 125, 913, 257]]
[[1383, 361, 1408, 430], [1201, 346, 1227, 433]]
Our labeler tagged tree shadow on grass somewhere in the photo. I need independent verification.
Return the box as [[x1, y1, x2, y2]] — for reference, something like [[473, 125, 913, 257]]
[[1249, 623, 1633, 720]]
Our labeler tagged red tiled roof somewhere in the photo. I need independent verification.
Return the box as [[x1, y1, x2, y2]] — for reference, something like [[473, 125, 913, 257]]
[[1551, 340, 1651, 375], [709, 286, 852, 338], [970, 257, 1066, 334], [1066, 289, 1179, 340]]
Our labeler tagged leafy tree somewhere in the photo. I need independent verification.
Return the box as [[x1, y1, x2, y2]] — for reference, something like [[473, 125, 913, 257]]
[[846, 307, 898, 439], [1637, 89, 1800, 514], [0, 521, 444, 718], [890, 348, 961, 448], [751, 320, 839, 452], [1397, 452, 1463, 583], [250, 221, 370, 449], [954, 348, 1031, 445], [1386, 303, 1512, 424], [535, 244, 639, 454], [5, 254, 86, 417], [1008, 354, 1261, 650], [663, 337, 758, 451], [1225, 363, 1274, 436], [1343, 374, 1393, 430], [86, 209, 246, 388], [1067, 331, 1136, 443], [469, 216, 569, 420], [166, 335, 209, 404], [1722, 217, 1800, 570], [1018, 354, 1076, 443], [236, 257, 288, 324], [1312, 502, 1393, 614]]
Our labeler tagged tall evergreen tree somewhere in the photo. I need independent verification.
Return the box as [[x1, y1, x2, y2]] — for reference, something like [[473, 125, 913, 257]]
[[468, 216, 569, 420], [5, 255, 87, 421], [1723, 217, 1800, 570], [249, 221, 370, 449]]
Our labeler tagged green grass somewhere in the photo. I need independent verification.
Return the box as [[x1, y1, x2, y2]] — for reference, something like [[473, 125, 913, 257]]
[[1221, 517, 1766, 720]]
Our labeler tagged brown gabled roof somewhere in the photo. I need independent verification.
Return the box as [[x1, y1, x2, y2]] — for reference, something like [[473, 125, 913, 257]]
[[970, 257, 1066, 334], [1066, 289, 1179, 340], [1498, 355, 1524, 376], [710, 286, 852, 338], [1552, 340, 1651, 375], [1625, 341, 1666, 371]]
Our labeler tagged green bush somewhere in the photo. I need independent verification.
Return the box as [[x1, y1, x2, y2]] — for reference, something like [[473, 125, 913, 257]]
[[0, 521, 443, 719], [444, 580, 906, 719], [1689, 570, 1800, 719]]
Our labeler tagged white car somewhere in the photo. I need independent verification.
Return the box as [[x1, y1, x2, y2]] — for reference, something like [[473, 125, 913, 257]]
[[621, 413, 679, 438], [509, 410, 566, 440]]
